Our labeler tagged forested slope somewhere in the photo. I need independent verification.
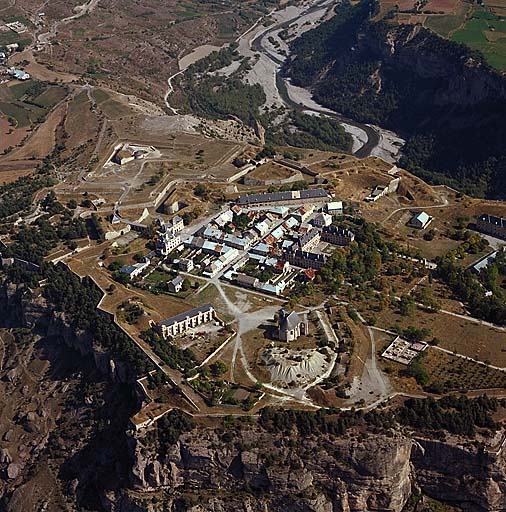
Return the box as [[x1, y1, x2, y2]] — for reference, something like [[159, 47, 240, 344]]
[[285, 0, 506, 198]]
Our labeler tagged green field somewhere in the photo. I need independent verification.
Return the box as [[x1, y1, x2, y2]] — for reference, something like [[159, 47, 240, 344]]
[[0, 101, 31, 127], [9, 80, 39, 100], [33, 86, 67, 108], [425, 3, 470, 38], [92, 88, 110, 104], [0, 82, 67, 128], [452, 7, 506, 70]]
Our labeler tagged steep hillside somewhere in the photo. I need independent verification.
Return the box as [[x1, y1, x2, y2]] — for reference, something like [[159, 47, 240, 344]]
[[285, 0, 506, 198]]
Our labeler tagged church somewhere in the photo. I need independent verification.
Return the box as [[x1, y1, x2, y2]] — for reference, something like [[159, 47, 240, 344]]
[[277, 309, 308, 342]]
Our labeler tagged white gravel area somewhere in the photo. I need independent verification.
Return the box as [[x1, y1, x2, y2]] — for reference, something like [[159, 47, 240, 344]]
[[370, 127, 405, 163]]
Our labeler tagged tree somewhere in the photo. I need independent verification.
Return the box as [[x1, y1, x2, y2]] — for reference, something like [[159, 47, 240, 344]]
[[194, 184, 208, 199], [209, 360, 228, 377]]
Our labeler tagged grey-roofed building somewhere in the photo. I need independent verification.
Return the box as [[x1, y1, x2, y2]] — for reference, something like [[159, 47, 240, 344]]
[[278, 309, 308, 342], [321, 225, 355, 246], [285, 250, 328, 270], [235, 273, 260, 289], [168, 275, 184, 293], [236, 188, 329, 207], [296, 228, 321, 252], [156, 304, 215, 338], [477, 214, 506, 240], [312, 212, 332, 228], [119, 260, 150, 279], [471, 251, 499, 273], [179, 258, 194, 272]]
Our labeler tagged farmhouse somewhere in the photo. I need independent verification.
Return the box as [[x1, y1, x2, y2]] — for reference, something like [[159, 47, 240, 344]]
[[477, 214, 506, 241], [156, 304, 215, 338]]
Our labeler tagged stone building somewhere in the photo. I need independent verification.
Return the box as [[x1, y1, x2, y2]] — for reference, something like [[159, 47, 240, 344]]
[[278, 309, 308, 342]]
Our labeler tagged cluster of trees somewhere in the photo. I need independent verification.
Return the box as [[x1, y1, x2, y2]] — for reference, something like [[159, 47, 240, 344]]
[[436, 253, 506, 325], [4, 205, 88, 264], [0, 173, 55, 220], [140, 328, 196, 373], [405, 353, 430, 387], [260, 396, 498, 439], [396, 395, 498, 436], [118, 301, 144, 325], [286, 0, 506, 198], [40, 265, 154, 375], [187, 44, 240, 74], [182, 75, 266, 126], [270, 112, 352, 152], [155, 410, 194, 457], [319, 220, 395, 291], [259, 407, 364, 437], [6, 218, 59, 264]]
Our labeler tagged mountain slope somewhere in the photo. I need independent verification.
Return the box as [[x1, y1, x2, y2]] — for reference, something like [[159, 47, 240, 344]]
[[285, 0, 506, 198]]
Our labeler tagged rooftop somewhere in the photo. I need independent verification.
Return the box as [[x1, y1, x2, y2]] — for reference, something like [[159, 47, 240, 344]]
[[237, 189, 328, 206], [479, 213, 506, 228]]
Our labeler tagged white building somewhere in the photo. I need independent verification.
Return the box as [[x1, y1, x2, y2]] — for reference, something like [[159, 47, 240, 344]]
[[278, 309, 308, 342], [408, 211, 433, 230], [214, 209, 234, 228], [156, 304, 215, 338], [179, 258, 194, 272], [168, 276, 184, 293], [326, 201, 343, 216], [119, 259, 150, 279], [156, 232, 182, 256], [312, 212, 332, 228], [9, 67, 30, 81]]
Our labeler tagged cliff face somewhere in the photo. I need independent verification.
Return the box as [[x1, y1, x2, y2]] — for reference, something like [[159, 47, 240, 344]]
[[0, 281, 140, 511], [124, 428, 413, 512], [412, 437, 506, 511], [116, 426, 506, 512], [0, 281, 134, 383]]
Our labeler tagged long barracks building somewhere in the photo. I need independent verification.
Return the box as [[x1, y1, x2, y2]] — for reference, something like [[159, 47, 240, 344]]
[[155, 304, 215, 338], [236, 189, 329, 207]]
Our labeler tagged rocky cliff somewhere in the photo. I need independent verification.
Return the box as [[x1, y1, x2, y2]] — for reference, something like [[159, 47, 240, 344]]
[[109, 423, 506, 512], [2, 281, 506, 512]]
